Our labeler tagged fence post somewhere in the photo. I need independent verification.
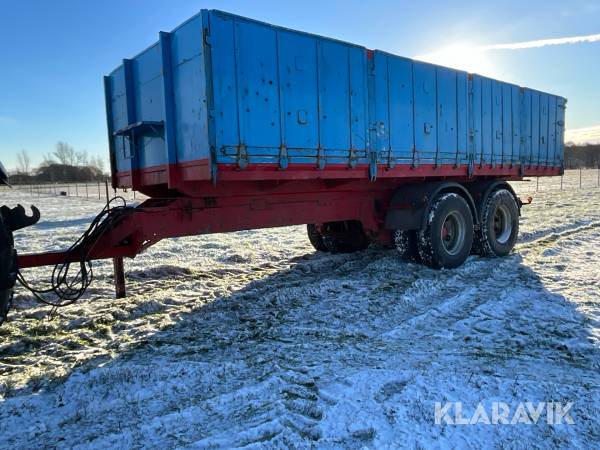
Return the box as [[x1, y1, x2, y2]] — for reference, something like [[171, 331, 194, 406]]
[[85, 183, 89, 198], [98, 181, 101, 199], [560, 175, 563, 190], [536, 177, 539, 192], [75, 183, 78, 197], [580, 168, 582, 189]]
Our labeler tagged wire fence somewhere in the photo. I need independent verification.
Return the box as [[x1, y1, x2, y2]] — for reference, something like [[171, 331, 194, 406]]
[[2, 179, 143, 203], [511, 168, 600, 195], [2, 168, 599, 202]]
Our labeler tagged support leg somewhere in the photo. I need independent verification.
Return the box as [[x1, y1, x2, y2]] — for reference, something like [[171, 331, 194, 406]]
[[112, 257, 126, 298]]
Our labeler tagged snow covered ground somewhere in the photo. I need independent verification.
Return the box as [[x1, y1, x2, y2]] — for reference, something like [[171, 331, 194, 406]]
[[1, 176, 599, 449]]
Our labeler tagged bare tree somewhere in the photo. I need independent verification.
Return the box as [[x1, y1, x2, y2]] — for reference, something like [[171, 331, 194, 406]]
[[90, 155, 106, 173], [53, 141, 76, 165], [16, 149, 31, 174], [40, 153, 56, 167], [75, 150, 89, 167]]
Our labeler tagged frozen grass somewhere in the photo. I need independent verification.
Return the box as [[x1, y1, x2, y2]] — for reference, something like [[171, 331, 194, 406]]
[[0, 177, 599, 449]]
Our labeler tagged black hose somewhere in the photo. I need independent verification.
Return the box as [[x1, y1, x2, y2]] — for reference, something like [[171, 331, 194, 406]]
[[16, 197, 134, 313]]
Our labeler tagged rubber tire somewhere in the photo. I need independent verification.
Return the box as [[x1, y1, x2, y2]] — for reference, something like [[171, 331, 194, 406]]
[[475, 189, 519, 257], [417, 193, 474, 269], [393, 230, 421, 263], [307, 224, 328, 252], [321, 221, 369, 254]]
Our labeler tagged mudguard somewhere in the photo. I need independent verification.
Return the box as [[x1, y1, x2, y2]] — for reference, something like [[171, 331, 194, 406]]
[[384, 181, 478, 231]]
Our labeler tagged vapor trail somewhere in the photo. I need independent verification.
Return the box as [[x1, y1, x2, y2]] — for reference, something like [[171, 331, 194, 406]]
[[480, 33, 600, 51]]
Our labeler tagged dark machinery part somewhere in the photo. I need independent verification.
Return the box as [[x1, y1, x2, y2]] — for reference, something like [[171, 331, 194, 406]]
[[0, 204, 41, 324]]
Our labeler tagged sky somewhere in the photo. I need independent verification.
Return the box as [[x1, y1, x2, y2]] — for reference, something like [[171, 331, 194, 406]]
[[1, 0, 599, 171]]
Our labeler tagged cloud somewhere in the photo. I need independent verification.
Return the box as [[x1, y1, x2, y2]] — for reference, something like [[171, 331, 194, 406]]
[[565, 125, 600, 145], [480, 33, 600, 51]]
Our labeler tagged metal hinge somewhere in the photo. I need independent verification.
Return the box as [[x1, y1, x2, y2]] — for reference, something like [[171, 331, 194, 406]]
[[203, 28, 212, 46]]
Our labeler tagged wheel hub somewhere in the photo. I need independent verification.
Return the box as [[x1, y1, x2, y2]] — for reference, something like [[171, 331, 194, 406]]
[[492, 204, 512, 244], [440, 211, 466, 256]]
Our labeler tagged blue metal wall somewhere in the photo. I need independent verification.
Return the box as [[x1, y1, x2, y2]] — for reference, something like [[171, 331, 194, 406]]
[[105, 9, 566, 178], [105, 13, 210, 175]]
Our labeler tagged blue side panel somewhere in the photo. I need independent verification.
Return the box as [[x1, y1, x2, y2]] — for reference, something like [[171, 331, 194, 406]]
[[457, 72, 468, 164], [511, 86, 520, 164], [210, 11, 367, 167], [236, 20, 281, 155], [548, 95, 557, 166], [318, 40, 351, 159], [501, 84, 512, 164], [480, 77, 493, 165], [413, 62, 436, 161], [132, 44, 165, 169], [539, 93, 549, 165], [278, 30, 318, 160], [349, 47, 369, 164], [556, 97, 566, 166], [388, 56, 415, 163], [491, 81, 503, 165], [436, 67, 457, 162], [521, 89, 532, 165], [210, 14, 240, 163], [109, 67, 128, 173], [531, 91, 540, 166], [171, 15, 210, 163], [106, 13, 210, 177], [471, 76, 483, 164], [373, 52, 390, 164]]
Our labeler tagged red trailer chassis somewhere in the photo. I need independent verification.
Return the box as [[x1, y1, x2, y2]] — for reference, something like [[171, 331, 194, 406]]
[[17, 164, 552, 272]]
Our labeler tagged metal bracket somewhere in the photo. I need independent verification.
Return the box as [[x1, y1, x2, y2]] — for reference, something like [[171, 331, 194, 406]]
[[317, 147, 326, 170], [237, 144, 248, 169], [369, 150, 377, 181], [349, 148, 358, 168], [387, 148, 396, 169], [279, 146, 288, 170]]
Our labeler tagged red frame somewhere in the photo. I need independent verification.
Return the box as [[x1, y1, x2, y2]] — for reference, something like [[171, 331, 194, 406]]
[[17, 162, 560, 269]]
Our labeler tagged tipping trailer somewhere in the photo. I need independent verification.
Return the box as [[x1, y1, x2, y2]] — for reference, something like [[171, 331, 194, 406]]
[[2, 10, 565, 318]]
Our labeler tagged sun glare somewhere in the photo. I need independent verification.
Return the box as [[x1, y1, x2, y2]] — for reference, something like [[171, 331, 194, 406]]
[[415, 43, 497, 77]]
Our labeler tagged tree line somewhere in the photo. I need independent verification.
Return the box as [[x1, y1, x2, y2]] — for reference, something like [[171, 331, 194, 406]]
[[12, 142, 107, 184], [564, 144, 600, 169]]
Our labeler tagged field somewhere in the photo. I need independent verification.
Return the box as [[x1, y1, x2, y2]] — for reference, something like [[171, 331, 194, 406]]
[[1, 172, 599, 449]]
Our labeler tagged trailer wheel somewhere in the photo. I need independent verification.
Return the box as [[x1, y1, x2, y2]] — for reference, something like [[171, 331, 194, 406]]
[[417, 193, 473, 269], [475, 189, 519, 257], [306, 224, 328, 252], [321, 221, 369, 253], [393, 230, 421, 263]]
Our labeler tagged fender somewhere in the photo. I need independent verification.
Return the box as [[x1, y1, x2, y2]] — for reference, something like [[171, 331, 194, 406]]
[[464, 180, 521, 221], [384, 181, 478, 231]]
